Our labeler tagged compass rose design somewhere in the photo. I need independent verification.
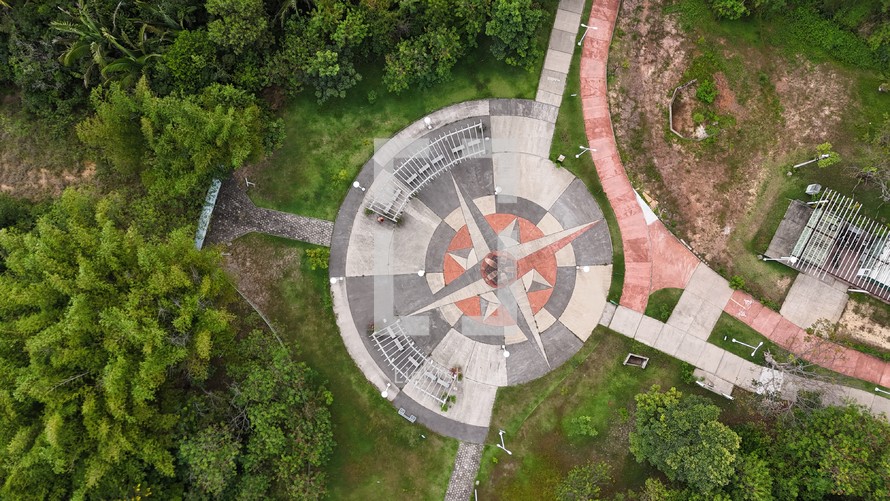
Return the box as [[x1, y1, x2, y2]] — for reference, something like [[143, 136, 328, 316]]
[[410, 176, 599, 366]]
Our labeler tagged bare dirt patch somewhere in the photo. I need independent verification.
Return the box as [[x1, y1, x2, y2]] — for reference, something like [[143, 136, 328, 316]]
[[609, 0, 852, 271], [837, 299, 890, 351], [219, 234, 302, 312]]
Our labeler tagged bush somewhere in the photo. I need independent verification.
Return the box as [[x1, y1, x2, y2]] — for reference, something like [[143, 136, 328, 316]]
[[729, 275, 746, 290], [568, 415, 599, 438], [696, 78, 718, 104], [305, 248, 330, 271]]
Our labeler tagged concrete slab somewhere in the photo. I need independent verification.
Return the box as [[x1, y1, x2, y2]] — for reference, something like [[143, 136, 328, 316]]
[[634, 316, 663, 347], [715, 352, 746, 384], [684, 264, 734, 308], [675, 334, 707, 365], [734, 361, 763, 391], [766, 200, 811, 258], [666, 290, 702, 332], [465, 342, 509, 387], [559, 265, 610, 341], [872, 395, 890, 417], [599, 302, 617, 326], [493, 154, 575, 211], [539, 69, 569, 96], [536, 89, 563, 107], [559, 0, 585, 14], [693, 368, 735, 398], [543, 49, 573, 75], [490, 116, 554, 159], [687, 301, 724, 341], [780, 273, 848, 330], [548, 28, 576, 55], [610, 306, 643, 338], [654, 324, 684, 356], [697, 343, 726, 374], [553, 9, 582, 34]]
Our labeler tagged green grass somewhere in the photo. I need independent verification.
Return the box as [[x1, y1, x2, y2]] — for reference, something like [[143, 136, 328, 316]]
[[248, 2, 560, 221], [644, 288, 684, 322], [234, 234, 458, 499], [708, 313, 889, 394], [476, 327, 747, 498], [709, 313, 782, 367], [550, 0, 625, 303]]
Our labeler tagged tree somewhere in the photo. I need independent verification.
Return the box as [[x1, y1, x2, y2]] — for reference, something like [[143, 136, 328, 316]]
[[629, 386, 740, 494], [77, 77, 266, 199], [556, 461, 611, 501], [205, 0, 268, 55], [486, 0, 544, 69], [179, 424, 241, 497], [0, 189, 235, 498], [815, 141, 840, 168], [727, 453, 773, 501], [771, 405, 890, 499], [851, 114, 890, 202], [229, 332, 335, 500], [160, 29, 222, 94], [383, 27, 464, 93]]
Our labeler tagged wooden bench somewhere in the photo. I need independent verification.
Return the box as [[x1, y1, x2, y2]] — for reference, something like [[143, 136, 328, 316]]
[[404, 173, 418, 185], [418, 163, 431, 174], [431, 155, 445, 165], [398, 408, 417, 423], [451, 144, 465, 156], [436, 378, 451, 388], [393, 338, 404, 351], [408, 356, 420, 368]]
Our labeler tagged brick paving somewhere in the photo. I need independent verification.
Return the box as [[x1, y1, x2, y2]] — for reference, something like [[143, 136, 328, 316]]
[[204, 177, 333, 247], [444, 442, 483, 501]]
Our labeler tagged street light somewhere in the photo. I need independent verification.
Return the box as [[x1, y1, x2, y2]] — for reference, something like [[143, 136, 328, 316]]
[[575, 145, 596, 158], [381, 382, 391, 399], [758, 255, 798, 265], [577, 23, 598, 46], [352, 181, 365, 192]]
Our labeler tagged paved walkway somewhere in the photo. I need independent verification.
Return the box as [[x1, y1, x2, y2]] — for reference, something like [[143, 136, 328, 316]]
[[444, 442, 483, 501], [535, 0, 585, 106], [579, 0, 890, 391], [204, 177, 333, 247]]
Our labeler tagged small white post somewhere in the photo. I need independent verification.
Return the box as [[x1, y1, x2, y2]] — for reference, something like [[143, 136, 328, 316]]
[[496, 429, 513, 455]]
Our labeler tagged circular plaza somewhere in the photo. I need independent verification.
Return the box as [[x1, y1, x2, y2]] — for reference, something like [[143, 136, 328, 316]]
[[328, 99, 612, 442]]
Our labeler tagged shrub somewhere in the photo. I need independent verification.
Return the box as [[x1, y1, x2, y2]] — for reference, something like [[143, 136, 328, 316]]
[[729, 275, 746, 290], [305, 248, 330, 271], [568, 415, 599, 438], [696, 78, 718, 104]]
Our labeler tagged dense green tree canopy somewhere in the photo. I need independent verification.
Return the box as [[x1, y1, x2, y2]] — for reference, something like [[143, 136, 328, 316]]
[[486, 0, 545, 68], [630, 386, 741, 494], [0, 189, 234, 498], [77, 77, 266, 198]]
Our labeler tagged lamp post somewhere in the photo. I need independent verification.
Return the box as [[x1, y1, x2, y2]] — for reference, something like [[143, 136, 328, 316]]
[[381, 382, 391, 399], [758, 255, 798, 265], [352, 181, 365, 192], [577, 23, 598, 46], [575, 145, 595, 158]]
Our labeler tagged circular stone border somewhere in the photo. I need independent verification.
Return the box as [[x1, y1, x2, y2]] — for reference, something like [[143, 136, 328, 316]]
[[328, 99, 613, 442]]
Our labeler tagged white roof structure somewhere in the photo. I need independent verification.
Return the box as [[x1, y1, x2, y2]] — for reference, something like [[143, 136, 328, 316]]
[[787, 190, 890, 301]]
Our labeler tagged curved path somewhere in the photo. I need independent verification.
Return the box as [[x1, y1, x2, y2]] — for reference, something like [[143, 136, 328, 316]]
[[579, 1, 890, 393]]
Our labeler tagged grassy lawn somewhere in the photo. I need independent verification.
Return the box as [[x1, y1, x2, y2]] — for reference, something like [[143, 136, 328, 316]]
[[247, 1, 561, 221], [225, 234, 458, 499], [644, 288, 683, 322], [708, 312, 889, 394], [475, 327, 746, 498], [550, 0, 625, 303]]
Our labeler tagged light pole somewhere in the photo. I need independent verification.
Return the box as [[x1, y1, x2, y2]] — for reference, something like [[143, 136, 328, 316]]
[[381, 382, 391, 399], [352, 181, 365, 192], [496, 429, 513, 455], [575, 145, 595, 158], [758, 255, 798, 265], [577, 23, 598, 46]]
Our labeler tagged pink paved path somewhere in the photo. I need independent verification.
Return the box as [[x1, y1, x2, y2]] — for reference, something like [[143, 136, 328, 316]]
[[579, 1, 890, 388]]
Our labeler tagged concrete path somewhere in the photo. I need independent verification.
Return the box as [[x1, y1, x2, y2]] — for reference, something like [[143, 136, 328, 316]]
[[444, 442, 483, 501], [204, 177, 333, 247], [580, 0, 890, 390], [536, 0, 585, 107]]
